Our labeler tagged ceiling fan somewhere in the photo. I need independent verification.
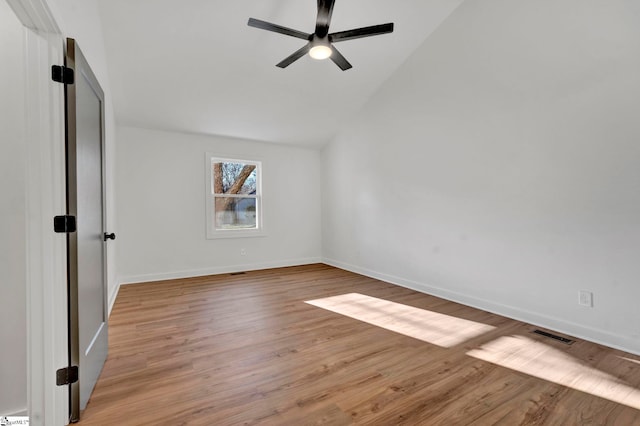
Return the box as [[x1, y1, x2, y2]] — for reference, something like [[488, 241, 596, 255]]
[[248, 0, 394, 71]]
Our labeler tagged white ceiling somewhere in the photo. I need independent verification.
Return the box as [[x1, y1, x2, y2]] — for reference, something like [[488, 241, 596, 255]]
[[97, 0, 464, 147]]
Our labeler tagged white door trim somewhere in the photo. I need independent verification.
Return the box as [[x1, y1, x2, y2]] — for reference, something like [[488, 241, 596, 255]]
[[8, 0, 68, 424], [6, 0, 59, 33]]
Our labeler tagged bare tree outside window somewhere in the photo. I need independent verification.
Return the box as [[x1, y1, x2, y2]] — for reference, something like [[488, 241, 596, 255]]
[[211, 160, 260, 231]]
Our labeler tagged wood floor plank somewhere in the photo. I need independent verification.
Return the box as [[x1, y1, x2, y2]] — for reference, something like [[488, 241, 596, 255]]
[[77, 264, 640, 425]]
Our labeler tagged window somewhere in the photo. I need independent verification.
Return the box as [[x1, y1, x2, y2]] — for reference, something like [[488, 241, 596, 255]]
[[206, 155, 263, 238]]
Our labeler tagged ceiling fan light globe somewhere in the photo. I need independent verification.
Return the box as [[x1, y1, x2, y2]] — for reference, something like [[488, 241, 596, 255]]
[[309, 45, 332, 60]]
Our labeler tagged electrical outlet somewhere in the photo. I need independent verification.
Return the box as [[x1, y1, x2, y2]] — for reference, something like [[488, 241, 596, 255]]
[[240, 248, 246, 256], [578, 290, 593, 307]]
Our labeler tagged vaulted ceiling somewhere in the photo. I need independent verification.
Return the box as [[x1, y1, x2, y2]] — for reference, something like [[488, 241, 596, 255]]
[[97, 0, 464, 147]]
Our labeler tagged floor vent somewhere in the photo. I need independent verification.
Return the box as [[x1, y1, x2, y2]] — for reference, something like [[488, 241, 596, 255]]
[[533, 329, 575, 345], [230, 272, 246, 276]]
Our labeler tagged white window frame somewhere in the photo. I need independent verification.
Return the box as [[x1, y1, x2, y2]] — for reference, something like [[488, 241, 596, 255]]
[[205, 153, 264, 239]]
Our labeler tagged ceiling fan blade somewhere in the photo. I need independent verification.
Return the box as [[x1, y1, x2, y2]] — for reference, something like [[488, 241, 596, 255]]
[[315, 0, 336, 38], [276, 44, 312, 68], [329, 45, 352, 71], [330, 23, 394, 43], [248, 18, 310, 40]]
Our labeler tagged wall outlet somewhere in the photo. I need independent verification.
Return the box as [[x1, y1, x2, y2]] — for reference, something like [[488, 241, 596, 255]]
[[578, 290, 593, 307], [240, 248, 246, 256]]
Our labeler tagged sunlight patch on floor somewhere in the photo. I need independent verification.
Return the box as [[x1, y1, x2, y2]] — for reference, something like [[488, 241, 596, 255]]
[[467, 335, 640, 410], [305, 293, 495, 348]]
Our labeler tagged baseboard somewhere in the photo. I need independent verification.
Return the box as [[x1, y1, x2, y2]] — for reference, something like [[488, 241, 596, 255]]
[[323, 258, 640, 357], [3, 409, 28, 417], [118, 257, 323, 285], [108, 283, 120, 317]]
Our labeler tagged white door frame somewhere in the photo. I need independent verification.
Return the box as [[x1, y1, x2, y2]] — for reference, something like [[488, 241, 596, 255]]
[[7, 0, 68, 424]]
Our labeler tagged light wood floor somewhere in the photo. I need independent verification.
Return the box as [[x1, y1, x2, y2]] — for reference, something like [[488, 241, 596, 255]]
[[78, 264, 640, 425]]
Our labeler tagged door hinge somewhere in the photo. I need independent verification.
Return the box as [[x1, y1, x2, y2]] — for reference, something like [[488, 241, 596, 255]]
[[56, 366, 79, 386], [54, 215, 76, 233], [51, 65, 74, 84]]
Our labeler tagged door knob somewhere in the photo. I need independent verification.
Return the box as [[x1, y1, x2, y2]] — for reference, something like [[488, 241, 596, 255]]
[[103, 232, 116, 241]]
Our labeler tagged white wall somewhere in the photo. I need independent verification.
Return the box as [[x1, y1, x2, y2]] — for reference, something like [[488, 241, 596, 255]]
[[0, 0, 27, 416], [116, 126, 322, 283], [322, 0, 640, 355]]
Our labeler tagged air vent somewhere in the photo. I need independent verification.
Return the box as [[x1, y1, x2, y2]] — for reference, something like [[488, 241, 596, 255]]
[[533, 329, 575, 345]]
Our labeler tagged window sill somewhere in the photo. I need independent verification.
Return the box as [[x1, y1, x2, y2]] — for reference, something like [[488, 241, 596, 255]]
[[206, 229, 267, 240]]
